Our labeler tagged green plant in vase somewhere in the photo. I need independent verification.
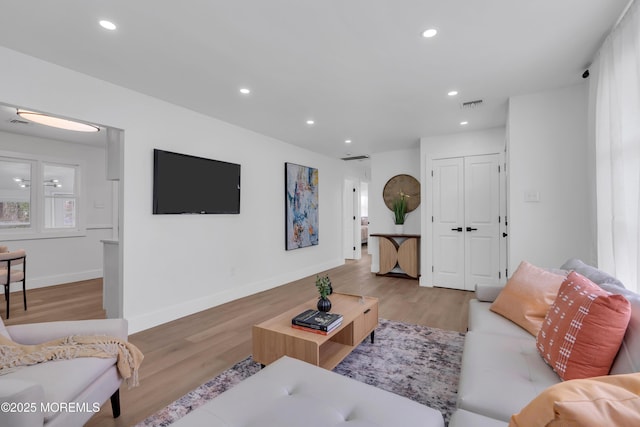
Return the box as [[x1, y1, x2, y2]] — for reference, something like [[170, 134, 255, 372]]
[[392, 192, 409, 233], [315, 275, 332, 312]]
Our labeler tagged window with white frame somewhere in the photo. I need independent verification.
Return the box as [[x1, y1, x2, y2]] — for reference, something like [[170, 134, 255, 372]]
[[43, 163, 77, 229], [0, 155, 81, 236], [0, 158, 32, 229]]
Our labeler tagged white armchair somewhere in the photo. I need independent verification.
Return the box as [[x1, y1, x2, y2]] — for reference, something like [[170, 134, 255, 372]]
[[0, 318, 128, 427]]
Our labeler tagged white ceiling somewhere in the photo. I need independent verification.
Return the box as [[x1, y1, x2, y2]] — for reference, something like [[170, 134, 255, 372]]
[[0, 1, 630, 158]]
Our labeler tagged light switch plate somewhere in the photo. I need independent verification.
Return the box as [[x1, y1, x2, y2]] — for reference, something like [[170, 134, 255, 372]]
[[524, 191, 540, 202]]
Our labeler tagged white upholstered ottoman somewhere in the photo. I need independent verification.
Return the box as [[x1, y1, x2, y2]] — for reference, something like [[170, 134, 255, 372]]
[[172, 356, 444, 427]]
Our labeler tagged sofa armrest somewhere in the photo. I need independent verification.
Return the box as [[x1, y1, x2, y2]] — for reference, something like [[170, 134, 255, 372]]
[[0, 379, 45, 427], [6, 319, 128, 344], [474, 284, 504, 302]]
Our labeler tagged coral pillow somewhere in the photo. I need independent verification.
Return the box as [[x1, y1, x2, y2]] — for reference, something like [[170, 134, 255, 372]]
[[536, 271, 631, 380], [509, 373, 640, 427], [490, 261, 566, 336]]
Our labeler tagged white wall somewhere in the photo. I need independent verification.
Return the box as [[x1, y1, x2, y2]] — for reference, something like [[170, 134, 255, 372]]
[[507, 83, 593, 272], [0, 47, 345, 332], [419, 128, 506, 286], [343, 159, 370, 184], [369, 148, 421, 272], [0, 131, 112, 289]]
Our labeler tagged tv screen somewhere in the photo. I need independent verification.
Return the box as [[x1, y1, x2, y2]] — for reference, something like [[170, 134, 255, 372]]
[[153, 149, 240, 214]]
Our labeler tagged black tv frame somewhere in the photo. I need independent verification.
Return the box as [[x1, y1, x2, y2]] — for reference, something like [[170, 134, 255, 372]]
[[152, 149, 241, 215]]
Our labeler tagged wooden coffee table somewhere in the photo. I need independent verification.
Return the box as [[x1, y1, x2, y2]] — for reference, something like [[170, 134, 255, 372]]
[[252, 292, 379, 370]]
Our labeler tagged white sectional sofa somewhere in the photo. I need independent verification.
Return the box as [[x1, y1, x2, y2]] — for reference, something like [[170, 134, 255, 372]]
[[449, 259, 640, 426]]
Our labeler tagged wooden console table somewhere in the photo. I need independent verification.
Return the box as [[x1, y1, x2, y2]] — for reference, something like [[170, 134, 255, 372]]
[[371, 234, 420, 279]]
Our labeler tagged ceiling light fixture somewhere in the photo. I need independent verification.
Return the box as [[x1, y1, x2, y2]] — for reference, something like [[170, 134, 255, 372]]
[[448, 91, 458, 96], [99, 20, 117, 30], [17, 109, 100, 132], [306, 120, 315, 125], [422, 28, 438, 38], [239, 88, 251, 95], [460, 121, 469, 126], [345, 139, 352, 144]]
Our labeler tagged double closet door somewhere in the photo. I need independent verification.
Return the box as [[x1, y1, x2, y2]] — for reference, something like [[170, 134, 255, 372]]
[[432, 154, 503, 291]]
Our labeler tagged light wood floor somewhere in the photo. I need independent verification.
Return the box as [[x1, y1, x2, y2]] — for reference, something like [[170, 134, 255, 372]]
[[4, 248, 473, 427]]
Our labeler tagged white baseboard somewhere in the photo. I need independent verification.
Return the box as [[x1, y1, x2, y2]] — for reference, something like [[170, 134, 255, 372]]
[[0, 270, 103, 294], [127, 258, 345, 334]]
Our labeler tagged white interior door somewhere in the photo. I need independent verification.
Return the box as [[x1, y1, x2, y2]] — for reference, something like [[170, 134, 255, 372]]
[[432, 154, 501, 290], [343, 179, 360, 259], [432, 158, 465, 290], [465, 155, 501, 288]]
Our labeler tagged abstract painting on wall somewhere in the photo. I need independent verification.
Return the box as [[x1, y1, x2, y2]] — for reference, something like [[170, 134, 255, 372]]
[[285, 162, 319, 250]]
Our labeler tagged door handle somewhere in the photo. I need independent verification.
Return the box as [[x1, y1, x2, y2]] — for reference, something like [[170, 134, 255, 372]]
[[451, 227, 463, 232], [466, 227, 478, 232]]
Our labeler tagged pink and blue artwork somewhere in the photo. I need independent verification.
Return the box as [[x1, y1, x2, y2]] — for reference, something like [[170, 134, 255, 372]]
[[285, 162, 319, 250]]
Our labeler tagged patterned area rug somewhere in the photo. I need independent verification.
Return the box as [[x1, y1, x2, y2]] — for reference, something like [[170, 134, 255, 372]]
[[135, 319, 465, 426]]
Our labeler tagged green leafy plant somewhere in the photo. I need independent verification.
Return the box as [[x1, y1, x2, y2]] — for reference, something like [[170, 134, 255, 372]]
[[315, 275, 332, 299], [392, 194, 408, 225]]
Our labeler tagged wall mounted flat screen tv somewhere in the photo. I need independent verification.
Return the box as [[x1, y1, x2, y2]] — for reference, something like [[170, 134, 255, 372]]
[[153, 149, 240, 214]]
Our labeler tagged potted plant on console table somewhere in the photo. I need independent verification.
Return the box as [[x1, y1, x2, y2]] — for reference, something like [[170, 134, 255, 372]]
[[392, 193, 408, 234], [315, 275, 333, 312]]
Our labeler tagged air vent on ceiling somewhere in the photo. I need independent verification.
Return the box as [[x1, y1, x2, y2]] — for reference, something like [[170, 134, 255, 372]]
[[341, 155, 370, 161], [9, 119, 30, 125], [460, 99, 483, 109]]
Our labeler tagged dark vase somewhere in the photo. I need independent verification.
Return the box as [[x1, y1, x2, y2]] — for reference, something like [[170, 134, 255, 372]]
[[317, 297, 331, 313]]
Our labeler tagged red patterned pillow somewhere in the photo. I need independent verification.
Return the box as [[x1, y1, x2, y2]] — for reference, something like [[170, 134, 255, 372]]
[[536, 271, 631, 380]]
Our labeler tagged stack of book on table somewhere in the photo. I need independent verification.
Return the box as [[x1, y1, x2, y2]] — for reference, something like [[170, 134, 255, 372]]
[[291, 309, 343, 335]]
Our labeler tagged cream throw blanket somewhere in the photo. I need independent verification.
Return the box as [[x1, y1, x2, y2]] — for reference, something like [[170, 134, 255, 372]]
[[0, 334, 144, 388]]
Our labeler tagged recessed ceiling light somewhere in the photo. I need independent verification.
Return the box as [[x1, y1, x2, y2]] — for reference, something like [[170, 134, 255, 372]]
[[448, 91, 458, 96], [17, 109, 100, 132], [460, 121, 469, 126], [239, 88, 251, 95], [99, 20, 117, 31], [345, 139, 352, 144], [306, 120, 315, 125], [422, 28, 438, 38]]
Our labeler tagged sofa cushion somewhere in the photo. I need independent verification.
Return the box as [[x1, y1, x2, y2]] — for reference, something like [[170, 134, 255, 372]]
[[468, 300, 531, 339], [599, 282, 640, 375], [457, 331, 560, 422], [2, 357, 116, 422], [536, 272, 631, 380], [509, 373, 640, 427], [475, 284, 504, 302], [490, 261, 566, 336], [0, 378, 45, 427], [560, 258, 626, 288]]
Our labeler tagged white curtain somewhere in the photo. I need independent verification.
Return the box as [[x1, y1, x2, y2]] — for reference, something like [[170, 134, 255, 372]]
[[592, 0, 640, 292]]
